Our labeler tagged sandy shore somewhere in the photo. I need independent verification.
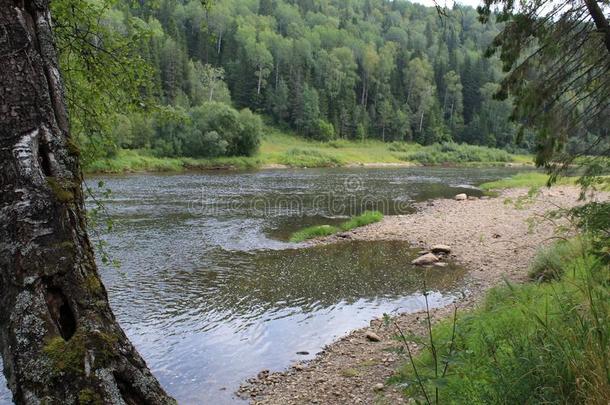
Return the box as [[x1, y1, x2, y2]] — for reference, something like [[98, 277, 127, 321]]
[[237, 186, 608, 404]]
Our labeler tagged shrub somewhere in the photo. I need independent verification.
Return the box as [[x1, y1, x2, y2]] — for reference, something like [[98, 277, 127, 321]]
[[311, 119, 336, 141], [281, 148, 343, 167], [404, 142, 513, 164]]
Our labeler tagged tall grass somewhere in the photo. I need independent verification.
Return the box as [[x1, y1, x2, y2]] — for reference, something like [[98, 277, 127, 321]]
[[290, 211, 383, 242], [392, 238, 610, 404]]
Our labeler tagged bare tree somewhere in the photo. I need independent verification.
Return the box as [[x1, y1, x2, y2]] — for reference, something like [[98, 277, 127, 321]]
[[0, 1, 174, 403]]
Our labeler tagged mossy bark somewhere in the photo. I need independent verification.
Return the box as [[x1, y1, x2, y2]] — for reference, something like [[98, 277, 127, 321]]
[[0, 1, 174, 404]]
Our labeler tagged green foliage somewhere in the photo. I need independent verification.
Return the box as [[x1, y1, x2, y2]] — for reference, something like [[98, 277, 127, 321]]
[[79, 0, 531, 153], [52, 0, 153, 163], [404, 142, 513, 165], [393, 239, 610, 403], [570, 202, 610, 264], [479, 0, 609, 187]]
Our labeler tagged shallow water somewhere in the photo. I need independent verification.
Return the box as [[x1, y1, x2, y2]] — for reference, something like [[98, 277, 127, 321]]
[[0, 167, 524, 404]]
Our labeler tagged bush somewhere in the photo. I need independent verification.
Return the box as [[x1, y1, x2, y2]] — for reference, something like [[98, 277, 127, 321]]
[[311, 119, 335, 141], [404, 142, 513, 164], [280, 148, 343, 167], [153, 102, 262, 159], [234, 108, 262, 157]]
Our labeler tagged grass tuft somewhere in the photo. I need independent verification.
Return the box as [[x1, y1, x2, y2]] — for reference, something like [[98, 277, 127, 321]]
[[289, 224, 339, 243], [340, 210, 384, 231], [290, 211, 383, 242]]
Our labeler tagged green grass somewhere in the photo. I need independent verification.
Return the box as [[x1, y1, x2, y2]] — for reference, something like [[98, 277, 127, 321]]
[[289, 224, 340, 243], [86, 129, 533, 174], [479, 172, 577, 190], [340, 210, 384, 231], [392, 238, 610, 404], [289, 211, 384, 242]]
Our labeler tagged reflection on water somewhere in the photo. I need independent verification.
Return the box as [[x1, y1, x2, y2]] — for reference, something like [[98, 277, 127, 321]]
[[0, 167, 523, 404]]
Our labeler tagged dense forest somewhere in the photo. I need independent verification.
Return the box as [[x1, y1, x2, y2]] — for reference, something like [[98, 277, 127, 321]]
[[57, 0, 533, 162]]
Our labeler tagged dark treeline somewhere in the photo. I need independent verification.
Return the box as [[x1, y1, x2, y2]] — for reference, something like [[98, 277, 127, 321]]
[[94, 0, 534, 158]]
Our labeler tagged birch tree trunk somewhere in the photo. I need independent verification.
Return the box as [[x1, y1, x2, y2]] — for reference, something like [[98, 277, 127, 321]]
[[0, 2, 174, 403]]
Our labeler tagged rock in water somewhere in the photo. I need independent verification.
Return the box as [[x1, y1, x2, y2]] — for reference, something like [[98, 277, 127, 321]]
[[454, 193, 467, 201], [430, 244, 451, 254], [411, 253, 439, 265], [365, 331, 382, 342]]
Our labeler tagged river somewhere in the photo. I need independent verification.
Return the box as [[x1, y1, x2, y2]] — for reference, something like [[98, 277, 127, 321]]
[[0, 167, 524, 404]]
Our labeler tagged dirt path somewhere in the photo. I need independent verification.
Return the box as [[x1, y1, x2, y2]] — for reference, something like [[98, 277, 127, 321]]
[[237, 186, 608, 405]]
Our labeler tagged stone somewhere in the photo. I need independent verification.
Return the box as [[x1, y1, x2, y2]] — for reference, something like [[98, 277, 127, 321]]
[[296, 351, 309, 355], [365, 331, 382, 342], [374, 383, 384, 391], [411, 253, 439, 265], [433, 262, 448, 267], [430, 244, 451, 254], [454, 193, 467, 201], [293, 363, 305, 371]]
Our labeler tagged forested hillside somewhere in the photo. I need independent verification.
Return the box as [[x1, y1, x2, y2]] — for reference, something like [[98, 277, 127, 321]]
[[61, 0, 528, 162]]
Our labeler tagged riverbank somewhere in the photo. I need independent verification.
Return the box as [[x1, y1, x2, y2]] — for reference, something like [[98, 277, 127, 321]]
[[237, 185, 609, 404], [84, 131, 533, 174]]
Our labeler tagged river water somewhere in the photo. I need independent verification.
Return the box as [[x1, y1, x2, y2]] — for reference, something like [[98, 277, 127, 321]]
[[0, 167, 523, 404]]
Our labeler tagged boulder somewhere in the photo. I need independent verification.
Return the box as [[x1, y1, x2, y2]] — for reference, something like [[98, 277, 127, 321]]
[[430, 244, 451, 254], [454, 193, 467, 201], [411, 253, 439, 265]]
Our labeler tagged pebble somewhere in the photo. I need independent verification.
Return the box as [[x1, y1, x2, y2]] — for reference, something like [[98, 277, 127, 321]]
[[365, 331, 382, 342]]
